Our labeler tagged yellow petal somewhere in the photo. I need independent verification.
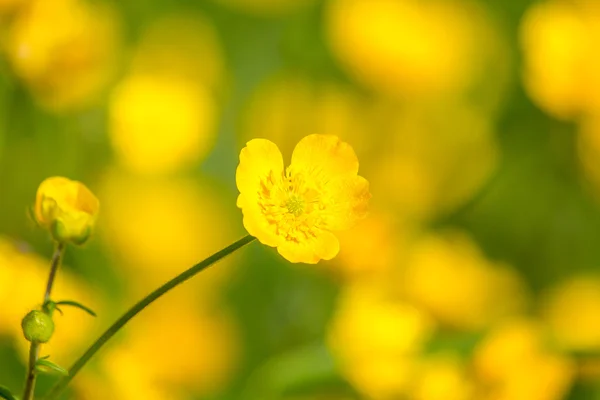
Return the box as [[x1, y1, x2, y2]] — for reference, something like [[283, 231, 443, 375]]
[[277, 231, 340, 264], [75, 180, 101, 217], [35, 176, 74, 226], [236, 138, 284, 196], [237, 194, 281, 247], [290, 134, 359, 179], [323, 175, 371, 231]]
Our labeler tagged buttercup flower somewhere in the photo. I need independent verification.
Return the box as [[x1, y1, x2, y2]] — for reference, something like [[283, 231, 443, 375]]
[[236, 134, 370, 264], [34, 177, 100, 245]]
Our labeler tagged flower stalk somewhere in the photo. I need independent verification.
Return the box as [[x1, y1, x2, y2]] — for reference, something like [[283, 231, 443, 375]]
[[22, 242, 65, 400], [43, 235, 256, 400]]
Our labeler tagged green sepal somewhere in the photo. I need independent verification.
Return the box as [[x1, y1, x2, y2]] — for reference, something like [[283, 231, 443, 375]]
[[0, 385, 18, 400], [69, 226, 92, 246], [36, 356, 69, 376], [54, 300, 97, 317], [42, 300, 57, 316]]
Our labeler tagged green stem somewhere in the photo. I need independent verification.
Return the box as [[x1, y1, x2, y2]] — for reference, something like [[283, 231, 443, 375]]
[[23, 242, 65, 400], [44, 235, 256, 400]]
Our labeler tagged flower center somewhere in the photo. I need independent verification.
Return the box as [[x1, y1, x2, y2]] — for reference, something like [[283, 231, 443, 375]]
[[285, 195, 305, 217]]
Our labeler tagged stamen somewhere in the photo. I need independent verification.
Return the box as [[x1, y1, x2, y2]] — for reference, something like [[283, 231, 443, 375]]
[[285, 196, 305, 217]]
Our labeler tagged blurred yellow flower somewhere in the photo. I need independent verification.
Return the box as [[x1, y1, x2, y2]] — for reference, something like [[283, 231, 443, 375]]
[[34, 176, 99, 245], [328, 284, 435, 399], [326, 0, 507, 99], [411, 354, 474, 400], [75, 292, 239, 399], [108, 14, 223, 176], [473, 319, 575, 400], [542, 275, 600, 351], [3, 0, 120, 110], [403, 231, 527, 331], [520, 0, 600, 119], [372, 101, 499, 221], [109, 73, 216, 175], [236, 134, 371, 264], [0, 237, 99, 365], [98, 170, 235, 296]]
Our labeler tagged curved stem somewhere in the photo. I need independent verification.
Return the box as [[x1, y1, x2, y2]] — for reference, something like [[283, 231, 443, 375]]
[[23, 242, 65, 400], [44, 235, 256, 400]]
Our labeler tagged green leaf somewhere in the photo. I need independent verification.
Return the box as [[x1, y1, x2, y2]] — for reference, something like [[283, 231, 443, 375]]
[[54, 300, 96, 317], [0, 386, 18, 400], [35, 358, 69, 376]]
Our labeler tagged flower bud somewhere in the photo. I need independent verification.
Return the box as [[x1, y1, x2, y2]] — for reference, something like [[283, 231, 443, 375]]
[[21, 310, 55, 343], [34, 177, 100, 245]]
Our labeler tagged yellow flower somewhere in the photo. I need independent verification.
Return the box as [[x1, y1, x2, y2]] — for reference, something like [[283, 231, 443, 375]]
[[236, 134, 371, 264], [74, 291, 239, 399], [3, 0, 120, 111], [520, 0, 600, 119], [325, 0, 507, 99], [542, 276, 600, 351], [109, 73, 216, 175], [473, 319, 575, 400], [327, 284, 435, 399], [403, 231, 527, 331], [34, 176, 99, 245]]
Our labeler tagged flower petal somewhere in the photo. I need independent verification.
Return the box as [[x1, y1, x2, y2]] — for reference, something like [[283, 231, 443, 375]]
[[35, 177, 75, 225], [277, 231, 340, 264], [290, 134, 359, 179], [236, 138, 284, 196], [237, 194, 281, 247]]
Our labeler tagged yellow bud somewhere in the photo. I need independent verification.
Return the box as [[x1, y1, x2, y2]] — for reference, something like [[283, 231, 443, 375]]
[[34, 177, 100, 245]]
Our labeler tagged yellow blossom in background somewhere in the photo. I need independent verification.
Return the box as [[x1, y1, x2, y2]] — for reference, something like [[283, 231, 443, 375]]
[[236, 134, 370, 264], [373, 101, 499, 221], [34, 176, 100, 245], [3, 0, 120, 111], [0, 237, 100, 365], [542, 275, 600, 351], [75, 292, 239, 399], [520, 0, 600, 119], [108, 73, 216, 176], [98, 170, 236, 296], [210, 0, 314, 16], [403, 231, 527, 331], [326, 0, 508, 99], [107, 14, 224, 176], [473, 319, 575, 400], [328, 284, 435, 399], [411, 353, 474, 400]]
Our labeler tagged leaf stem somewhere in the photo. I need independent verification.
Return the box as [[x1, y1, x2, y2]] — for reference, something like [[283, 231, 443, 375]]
[[43, 235, 256, 400], [23, 242, 66, 400]]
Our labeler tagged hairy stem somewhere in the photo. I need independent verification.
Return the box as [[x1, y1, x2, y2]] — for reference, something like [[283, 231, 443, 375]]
[[44, 235, 256, 400], [23, 242, 65, 400]]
